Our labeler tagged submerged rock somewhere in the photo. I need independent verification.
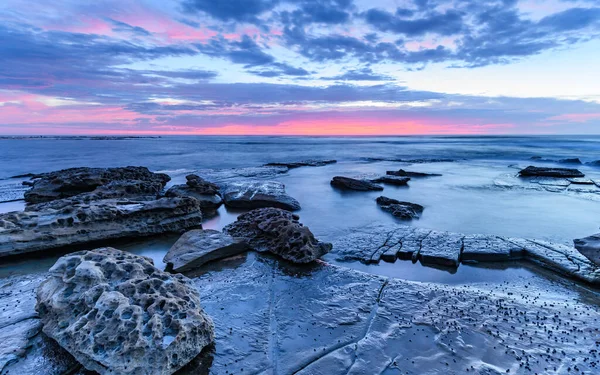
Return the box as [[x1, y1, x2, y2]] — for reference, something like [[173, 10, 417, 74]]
[[386, 169, 442, 177], [224, 208, 331, 263], [370, 175, 410, 186], [24, 166, 170, 204], [36, 248, 214, 375], [166, 175, 223, 213], [376, 196, 423, 220], [0, 196, 202, 258], [518, 166, 584, 178], [559, 158, 582, 164], [265, 159, 337, 168], [417, 231, 463, 267], [574, 234, 600, 266], [567, 178, 594, 185], [330, 176, 383, 191], [164, 229, 248, 273], [221, 181, 301, 211]]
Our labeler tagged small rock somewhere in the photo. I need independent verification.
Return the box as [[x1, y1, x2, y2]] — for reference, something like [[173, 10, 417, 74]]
[[386, 169, 442, 177], [222, 181, 300, 211], [376, 196, 424, 220], [574, 234, 600, 266], [567, 178, 594, 185], [518, 166, 584, 178], [558, 158, 582, 164], [224, 208, 331, 263], [165, 174, 223, 212], [164, 229, 249, 272], [370, 176, 410, 186], [265, 160, 336, 168], [330, 176, 383, 191], [36, 248, 214, 375]]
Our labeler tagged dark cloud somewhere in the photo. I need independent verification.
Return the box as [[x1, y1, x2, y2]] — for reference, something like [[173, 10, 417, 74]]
[[321, 67, 392, 81], [105, 18, 151, 36], [363, 8, 464, 36], [196, 35, 275, 66], [248, 62, 311, 77], [181, 0, 279, 23]]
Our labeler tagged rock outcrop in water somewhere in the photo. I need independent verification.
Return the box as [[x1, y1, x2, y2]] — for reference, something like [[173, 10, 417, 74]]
[[165, 174, 223, 213], [265, 159, 336, 168], [24, 166, 170, 204], [221, 180, 301, 211], [386, 169, 442, 177], [574, 233, 600, 266], [164, 229, 248, 272], [376, 196, 423, 220], [370, 175, 410, 186], [0, 196, 202, 258], [330, 176, 383, 191], [36, 248, 214, 375], [518, 166, 584, 178], [224, 208, 332, 263]]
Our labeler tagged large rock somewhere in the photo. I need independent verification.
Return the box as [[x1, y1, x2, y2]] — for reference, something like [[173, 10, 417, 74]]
[[574, 234, 600, 266], [376, 196, 424, 220], [518, 166, 584, 178], [222, 181, 301, 211], [164, 229, 248, 273], [224, 208, 331, 263], [0, 196, 202, 258], [386, 169, 442, 177], [370, 175, 410, 186], [330, 177, 383, 191], [166, 175, 223, 213], [265, 159, 336, 168], [24, 166, 170, 204], [36, 248, 214, 375]]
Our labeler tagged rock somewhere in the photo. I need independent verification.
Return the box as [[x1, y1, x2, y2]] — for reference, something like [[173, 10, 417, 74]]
[[386, 169, 442, 177], [0, 196, 202, 258], [164, 229, 249, 272], [330, 177, 383, 191], [417, 231, 463, 267], [461, 235, 525, 262], [265, 160, 337, 168], [221, 181, 300, 211], [24, 166, 170, 204], [195, 165, 289, 183], [376, 196, 423, 220], [567, 178, 594, 185], [224, 208, 331, 263], [36, 248, 214, 375], [518, 166, 584, 178], [587, 160, 600, 167], [559, 158, 582, 164], [166, 175, 223, 213], [574, 234, 600, 266], [370, 175, 410, 186]]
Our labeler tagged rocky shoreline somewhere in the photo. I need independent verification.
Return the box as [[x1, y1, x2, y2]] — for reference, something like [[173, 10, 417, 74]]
[[1, 161, 600, 374]]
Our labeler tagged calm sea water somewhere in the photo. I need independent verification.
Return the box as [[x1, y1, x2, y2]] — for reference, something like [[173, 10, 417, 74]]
[[1, 135, 600, 279]]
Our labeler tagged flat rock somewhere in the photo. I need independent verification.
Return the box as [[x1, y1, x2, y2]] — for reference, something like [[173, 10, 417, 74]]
[[165, 175, 223, 212], [36, 248, 214, 375], [518, 166, 584, 178], [370, 175, 410, 186], [417, 231, 463, 267], [376, 196, 423, 220], [330, 177, 383, 191], [224, 208, 331, 263], [574, 233, 600, 266], [265, 159, 336, 168], [386, 169, 442, 177], [462, 234, 525, 262], [559, 158, 582, 164], [567, 178, 594, 185], [0, 196, 202, 258], [195, 165, 289, 183], [24, 166, 170, 204], [221, 181, 300, 211], [164, 229, 248, 273]]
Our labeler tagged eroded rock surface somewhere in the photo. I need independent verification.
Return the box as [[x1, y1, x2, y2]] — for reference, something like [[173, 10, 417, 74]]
[[376, 196, 423, 220], [221, 181, 300, 211], [36, 248, 214, 375], [518, 166, 584, 178], [574, 233, 600, 266], [265, 160, 336, 168], [224, 208, 331, 263], [164, 229, 248, 273], [166, 175, 223, 213], [330, 177, 383, 191], [24, 167, 170, 204], [370, 175, 410, 186], [0, 196, 202, 257]]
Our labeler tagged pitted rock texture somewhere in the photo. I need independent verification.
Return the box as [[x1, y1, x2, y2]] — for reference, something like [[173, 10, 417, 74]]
[[376, 196, 423, 220], [164, 229, 248, 273], [386, 169, 442, 177], [36, 248, 214, 375], [370, 175, 410, 186], [221, 181, 301, 211], [330, 176, 383, 191], [166, 175, 223, 213], [24, 166, 170, 204], [265, 159, 337, 168], [224, 208, 332, 263], [0, 196, 202, 258], [518, 166, 584, 178]]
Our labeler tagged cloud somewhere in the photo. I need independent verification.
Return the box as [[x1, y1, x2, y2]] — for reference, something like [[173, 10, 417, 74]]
[[181, 0, 279, 23], [363, 8, 464, 36], [321, 67, 392, 81]]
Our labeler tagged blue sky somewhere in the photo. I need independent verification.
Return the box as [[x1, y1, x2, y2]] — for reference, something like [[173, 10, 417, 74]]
[[0, 0, 599, 135]]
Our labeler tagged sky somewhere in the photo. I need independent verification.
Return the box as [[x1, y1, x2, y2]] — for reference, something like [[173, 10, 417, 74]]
[[0, 0, 600, 135]]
